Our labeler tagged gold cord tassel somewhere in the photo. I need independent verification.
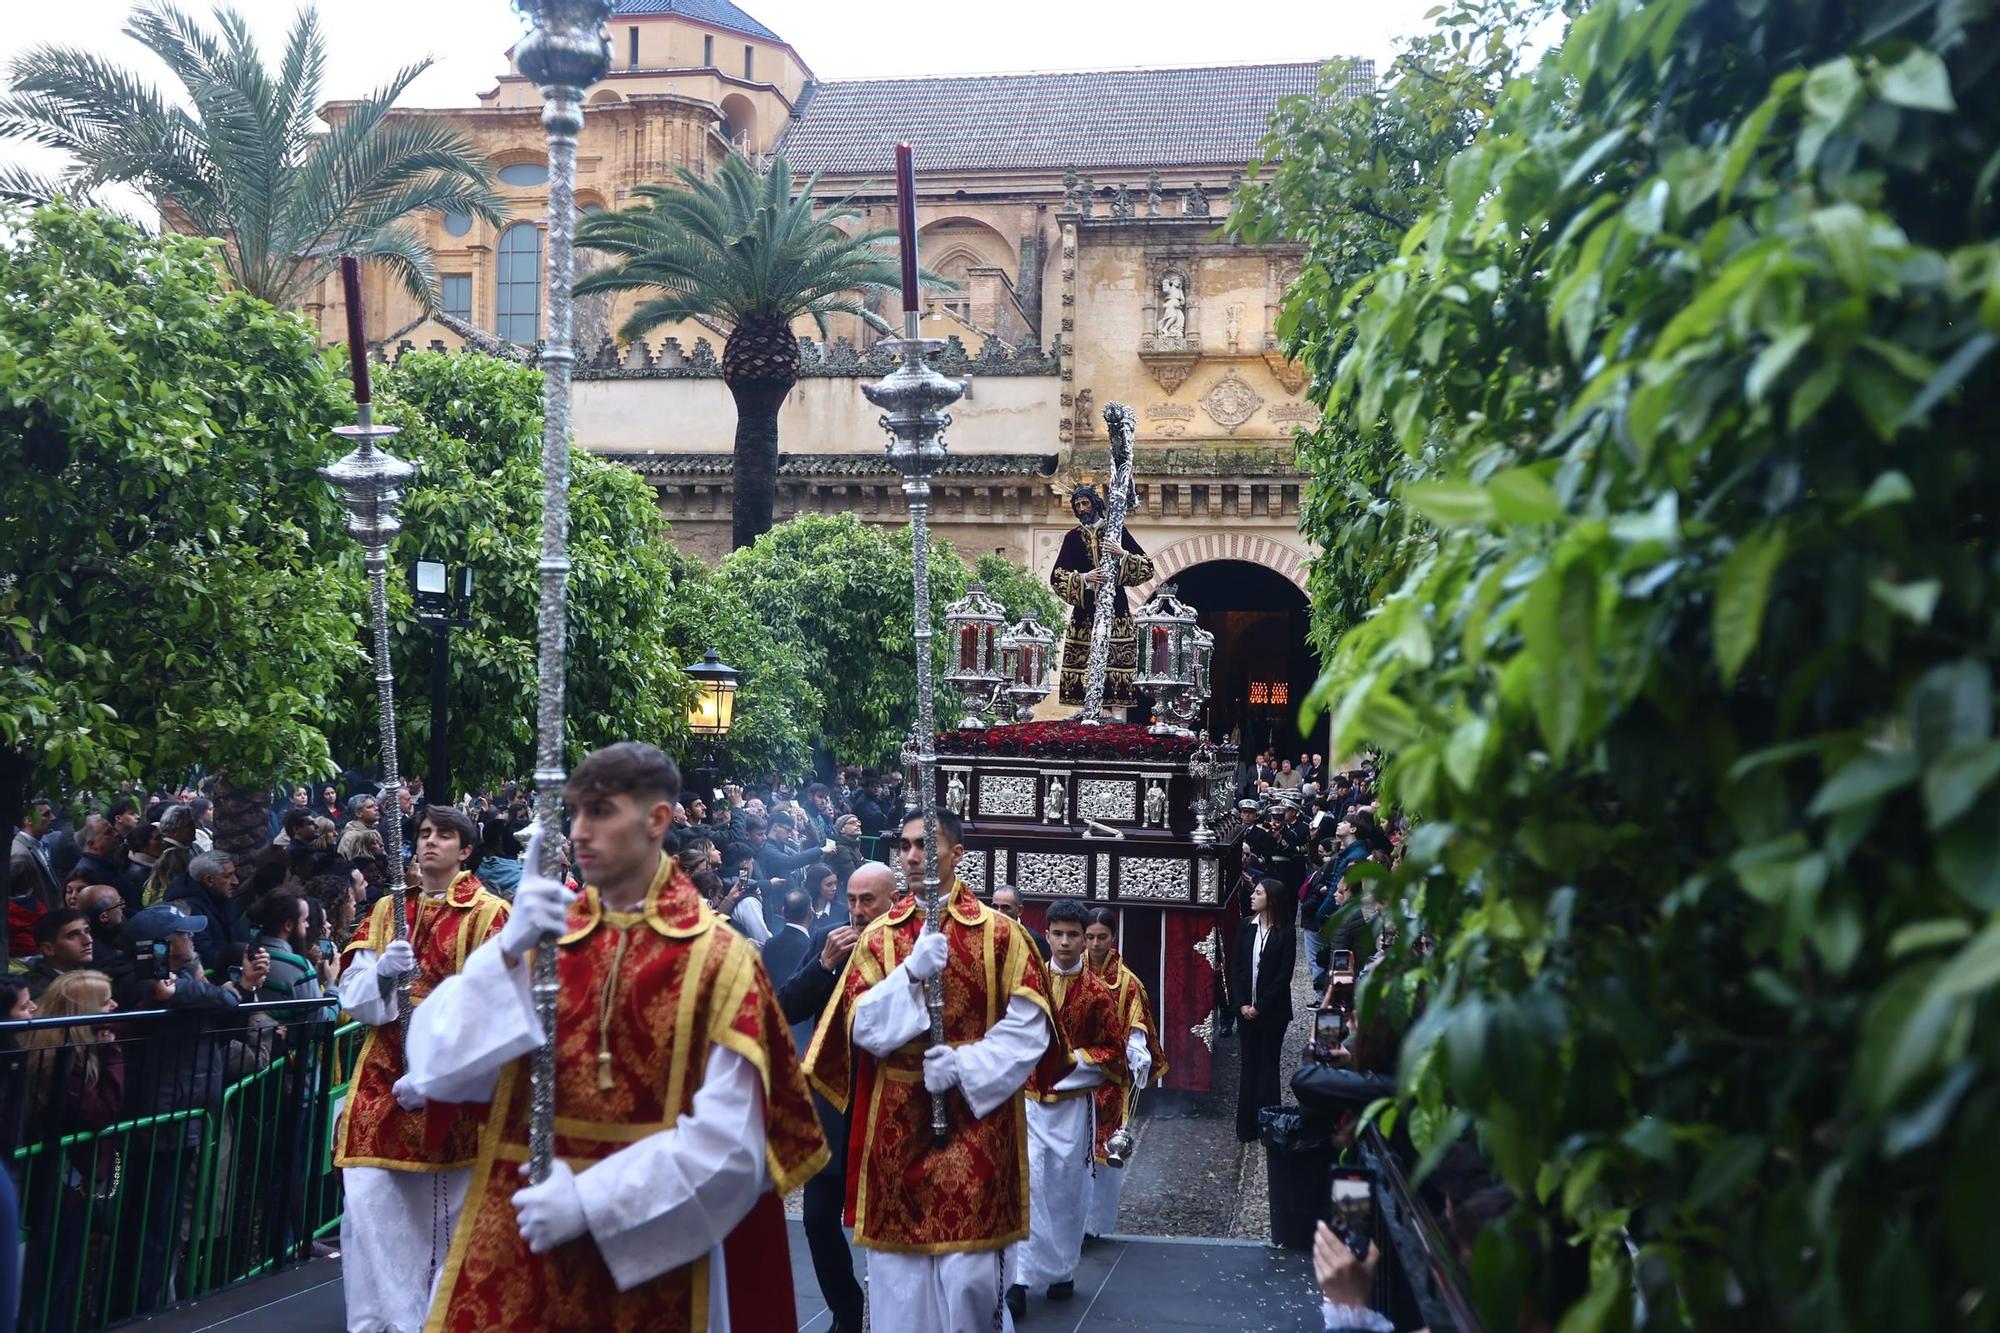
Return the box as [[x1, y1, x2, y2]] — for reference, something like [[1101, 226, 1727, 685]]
[[595, 927, 633, 1093]]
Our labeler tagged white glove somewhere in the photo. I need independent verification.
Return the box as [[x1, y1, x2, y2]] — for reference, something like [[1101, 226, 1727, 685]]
[[906, 931, 949, 982], [391, 1074, 427, 1112], [499, 827, 575, 959], [375, 938, 417, 981], [1130, 1047, 1153, 1091], [513, 1160, 588, 1253], [922, 1044, 962, 1093]]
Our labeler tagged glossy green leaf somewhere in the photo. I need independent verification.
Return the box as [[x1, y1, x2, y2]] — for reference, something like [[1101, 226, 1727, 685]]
[[1713, 526, 1787, 685]]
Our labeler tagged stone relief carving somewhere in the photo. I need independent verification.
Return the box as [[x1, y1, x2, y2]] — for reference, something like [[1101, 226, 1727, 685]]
[[1014, 851, 1089, 897], [1147, 402, 1195, 438], [1095, 853, 1112, 901], [1078, 779, 1139, 824], [1265, 358, 1308, 395], [977, 773, 1037, 818], [1268, 402, 1319, 426], [1116, 856, 1191, 902], [1224, 303, 1243, 351], [1200, 370, 1265, 433]]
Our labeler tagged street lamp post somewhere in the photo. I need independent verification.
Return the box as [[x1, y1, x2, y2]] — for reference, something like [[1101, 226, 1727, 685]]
[[412, 560, 474, 806], [684, 648, 741, 795]]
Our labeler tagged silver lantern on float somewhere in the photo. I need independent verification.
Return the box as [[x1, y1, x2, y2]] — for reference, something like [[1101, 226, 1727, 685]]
[[1132, 583, 1200, 736], [998, 614, 1055, 722], [943, 582, 1007, 729]]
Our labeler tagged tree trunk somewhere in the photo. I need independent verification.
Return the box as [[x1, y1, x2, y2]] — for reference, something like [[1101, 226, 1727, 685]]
[[726, 377, 792, 550]]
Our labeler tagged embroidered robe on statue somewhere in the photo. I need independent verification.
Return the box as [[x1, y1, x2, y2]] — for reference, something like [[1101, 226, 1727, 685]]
[[1050, 524, 1154, 707], [1085, 949, 1167, 1236], [403, 856, 826, 1333], [1009, 957, 1128, 1290], [805, 880, 1062, 1333], [336, 872, 509, 1333]]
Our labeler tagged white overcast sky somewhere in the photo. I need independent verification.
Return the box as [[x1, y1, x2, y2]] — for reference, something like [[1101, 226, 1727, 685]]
[[2, 0, 1442, 214]]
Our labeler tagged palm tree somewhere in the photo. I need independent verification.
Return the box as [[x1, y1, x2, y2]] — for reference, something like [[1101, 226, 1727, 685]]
[[0, 2, 506, 310], [576, 154, 942, 549]]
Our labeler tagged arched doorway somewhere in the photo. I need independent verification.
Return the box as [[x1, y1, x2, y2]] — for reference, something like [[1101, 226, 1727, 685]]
[[1167, 559, 1321, 761]]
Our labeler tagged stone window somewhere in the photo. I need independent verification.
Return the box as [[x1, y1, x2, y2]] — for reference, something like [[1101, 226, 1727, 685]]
[[704, 35, 714, 67], [495, 223, 541, 343], [628, 26, 639, 67], [744, 45, 754, 79]]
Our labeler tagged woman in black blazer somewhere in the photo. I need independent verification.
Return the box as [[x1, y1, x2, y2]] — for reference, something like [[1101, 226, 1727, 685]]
[[1229, 877, 1298, 1142]]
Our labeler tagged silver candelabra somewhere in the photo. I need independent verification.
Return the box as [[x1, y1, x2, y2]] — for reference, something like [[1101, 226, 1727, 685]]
[[864, 313, 966, 1145], [515, 0, 613, 1187], [320, 264, 416, 1051]]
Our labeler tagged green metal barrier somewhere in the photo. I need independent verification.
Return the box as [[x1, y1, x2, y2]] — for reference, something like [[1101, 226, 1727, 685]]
[[8, 1006, 363, 1333]]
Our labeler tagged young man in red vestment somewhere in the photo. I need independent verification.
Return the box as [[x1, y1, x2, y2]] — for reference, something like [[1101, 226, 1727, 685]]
[[1006, 898, 1130, 1319], [806, 808, 1063, 1333], [336, 804, 509, 1333], [1083, 907, 1165, 1238], [396, 742, 825, 1332]]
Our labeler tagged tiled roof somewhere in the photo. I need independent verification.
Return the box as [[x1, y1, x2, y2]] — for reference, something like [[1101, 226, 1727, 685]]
[[611, 0, 781, 42], [778, 60, 1370, 177], [602, 451, 1058, 479]]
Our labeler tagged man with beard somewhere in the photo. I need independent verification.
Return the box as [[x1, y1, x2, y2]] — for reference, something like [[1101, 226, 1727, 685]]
[[1049, 485, 1154, 715]]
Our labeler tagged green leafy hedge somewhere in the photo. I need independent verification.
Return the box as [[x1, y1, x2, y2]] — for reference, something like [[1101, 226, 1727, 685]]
[[1244, 0, 2000, 1325]]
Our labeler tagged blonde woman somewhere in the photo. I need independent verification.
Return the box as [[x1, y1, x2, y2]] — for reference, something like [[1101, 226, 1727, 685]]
[[19, 969, 123, 1333]]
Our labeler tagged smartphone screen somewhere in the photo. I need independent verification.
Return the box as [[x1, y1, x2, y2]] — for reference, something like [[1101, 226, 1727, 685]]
[[1330, 1167, 1374, 1259], [1330, 949, 1355, 973], [1313, 1005, 1348, 1050]]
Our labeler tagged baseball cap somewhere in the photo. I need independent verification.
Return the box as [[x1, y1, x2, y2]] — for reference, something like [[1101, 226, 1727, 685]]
[[123, 903, 207, 946]]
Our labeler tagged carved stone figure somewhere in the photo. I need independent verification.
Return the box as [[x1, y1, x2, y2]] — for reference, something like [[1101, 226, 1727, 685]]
[[1158, 273, 1188, 340], [1224, 303, 1242, 351], [1146, 171, 1163, 216], [1047, 774, 1067, 821], [945, 772, 968, 817], [1185, 182, 1210, 216], [1145, 780, 1168, 828], [1109, 183, 1135, 219]]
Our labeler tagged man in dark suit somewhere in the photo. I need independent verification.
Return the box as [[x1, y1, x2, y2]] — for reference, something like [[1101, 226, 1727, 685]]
[[991, 883, 1049, 959], [775, 862, 895, 1333], [761, 887, 815, 988]]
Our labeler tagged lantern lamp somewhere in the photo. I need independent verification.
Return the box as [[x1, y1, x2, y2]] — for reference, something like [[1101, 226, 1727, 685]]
[[943, 582, 1008, 729], [685, 648, 741, 739], [998, 615, 1056, 722]]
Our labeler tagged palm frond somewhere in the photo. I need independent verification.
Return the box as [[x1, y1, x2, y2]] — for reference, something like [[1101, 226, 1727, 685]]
[[578, 153, 949, 344], [0, 2, 495, 308]]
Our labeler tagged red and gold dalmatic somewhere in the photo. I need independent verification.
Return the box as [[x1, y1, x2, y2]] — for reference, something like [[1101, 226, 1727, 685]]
[[804, 880, 1065, 1253], [1028, 959, 1129, 1105], [1087, 949, 1168, 1162], [426, 857, 826, 1333], [336, 872, 509, 1170]]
